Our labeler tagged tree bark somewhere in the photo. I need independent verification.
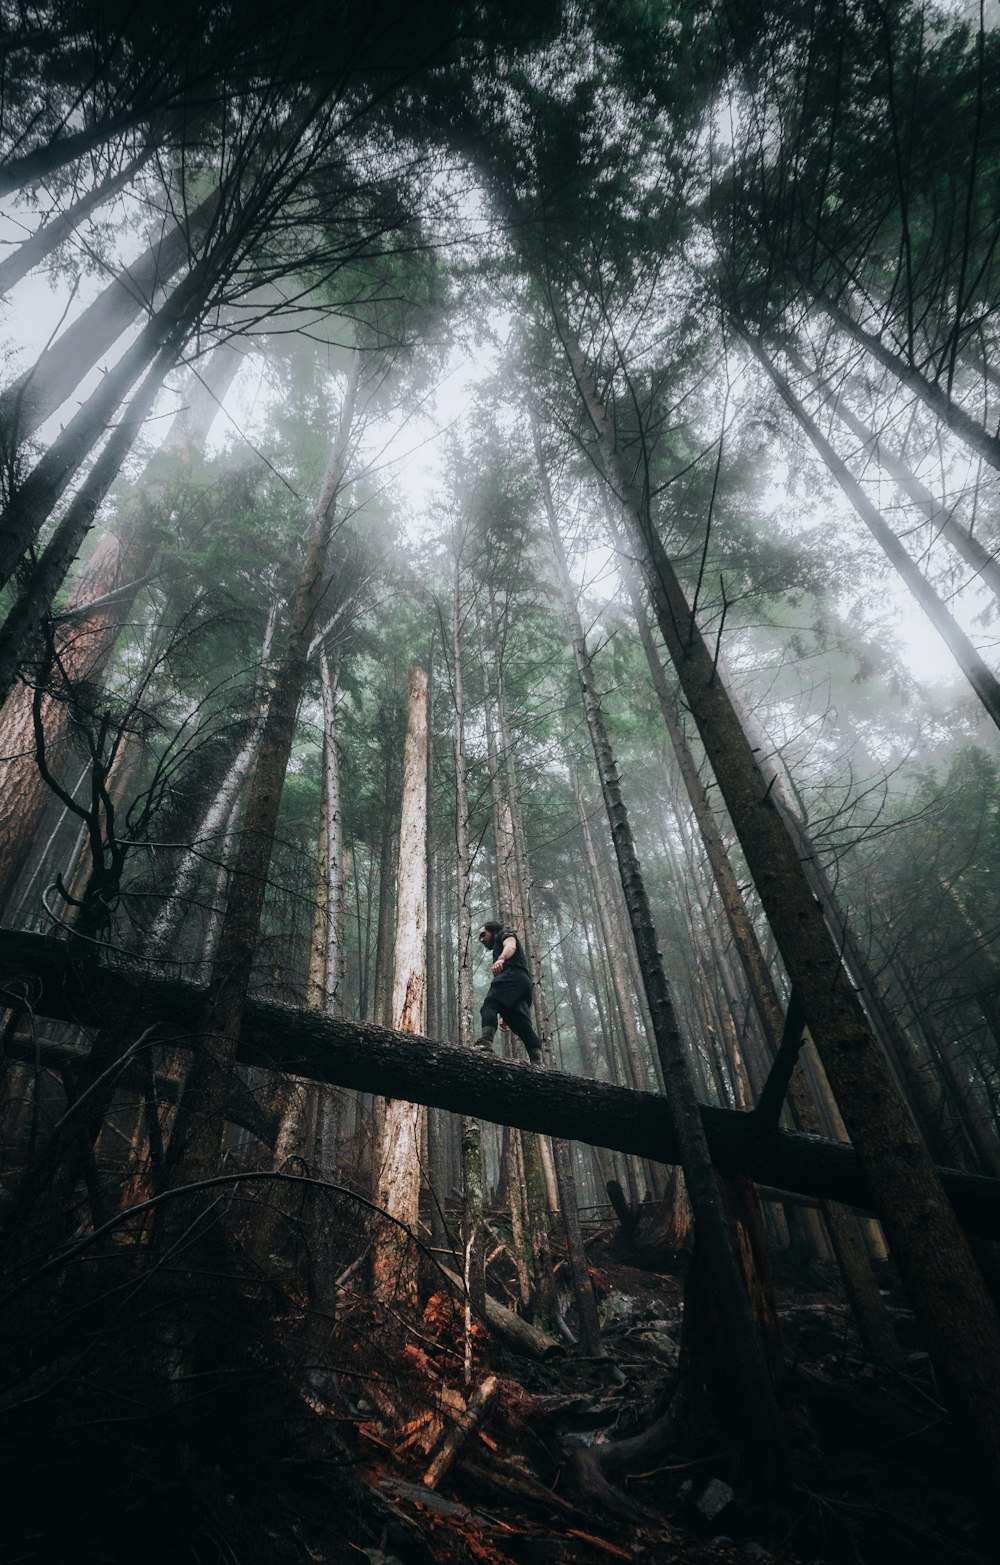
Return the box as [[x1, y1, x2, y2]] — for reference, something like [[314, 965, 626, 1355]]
[[6, 927, 1000, 1235], [308, 651, 345, 1015], [748, 334, 1000, 732], [0, 245, 217, 588], [625, 554, 897, 1343], [535, 414, 786, 1473], [0, 148, 152, 298], [0, 338, 246, 919], [571, 772, 653, 1093], [0, 337, 179, 708], [0, 185, 220, 445], [556, 317, 1000, 1489], [165, 348, 360, 1190], [373, 665, 430, 1310]]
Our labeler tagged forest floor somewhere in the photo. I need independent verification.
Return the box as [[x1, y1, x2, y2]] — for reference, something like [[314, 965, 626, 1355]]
[[335, 1215, 990, 1565], [2, 1190, 992, 1565]]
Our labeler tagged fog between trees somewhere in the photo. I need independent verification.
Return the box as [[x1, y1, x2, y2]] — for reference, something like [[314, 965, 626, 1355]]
[[2, 2, 1000, 1559]]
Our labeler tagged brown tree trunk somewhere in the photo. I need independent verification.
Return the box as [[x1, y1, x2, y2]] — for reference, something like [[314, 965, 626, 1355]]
[[165, 349, 360, 1190], [373, 666, 430, 1310], [556, 318, 1000, 1488], [535, 412, 786, 1475], [0, 339, 246, 918]]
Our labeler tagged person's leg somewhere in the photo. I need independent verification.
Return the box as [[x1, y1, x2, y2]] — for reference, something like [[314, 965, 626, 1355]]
[[495, 983, 543, 1064], [477, 985, 501, 1046]]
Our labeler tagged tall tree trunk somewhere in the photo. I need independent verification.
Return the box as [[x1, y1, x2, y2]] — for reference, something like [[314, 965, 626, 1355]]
[[556, 317, 1000, 1487], [146, 595, 280, 961], [165, 349, 360, 1190], [372, 696, 402, 1027], [303, 650, 347, 1179], [0, 112, 154, 200], [451, 541, 487, 1323], [535, 412, 786, 1473], [792, 350, 1000, 604], [373, 665, 429, 1310], [571, 772, 654, 1093], [0, 339, 246, 918], [0, 244, 218, 588], [0, 338, 179, 708], [748, 334, 1000, 731], [0, 186, 220, 444], [624, 549, 899, 1323], [0, 148, 152, 298], [808, 285, 1000, 473], [309, 651, 346, 1015]]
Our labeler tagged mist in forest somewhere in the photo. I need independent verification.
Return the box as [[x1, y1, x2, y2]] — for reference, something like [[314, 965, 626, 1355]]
[[1, 3, 999, 1561]]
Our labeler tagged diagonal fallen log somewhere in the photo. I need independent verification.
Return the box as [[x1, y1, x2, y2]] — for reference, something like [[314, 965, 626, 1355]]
[[434, 1261, 563, 1360], [2, 927, 1000, 1237]]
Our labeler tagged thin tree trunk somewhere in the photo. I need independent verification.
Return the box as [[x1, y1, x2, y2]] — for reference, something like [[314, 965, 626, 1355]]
[[0, 148, 151, 297], [373, 665, 429, 1310], [0, 186, 220, 443], [749, 334, 1000, 731], [372, 711, 401, 1026], [147, 596, 280, 960], [535, 410, 786, 1474], [316, 651, 346, 1014], [476, 606, 558, 1304], [811, 285, 1000, 473], [571, 773, 653, 1093], [794, 351, 1000, 603], [557, 317, 1000, 1486], [451, 541, 486, 1323], [165, 349, 360, 1190]]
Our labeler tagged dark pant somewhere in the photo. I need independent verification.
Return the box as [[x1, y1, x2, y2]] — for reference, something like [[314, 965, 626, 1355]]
[[481, 972, 541, 1054]]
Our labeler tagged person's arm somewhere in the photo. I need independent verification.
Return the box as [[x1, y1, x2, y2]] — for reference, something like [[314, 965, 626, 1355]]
[[493, 936, 517, 974]]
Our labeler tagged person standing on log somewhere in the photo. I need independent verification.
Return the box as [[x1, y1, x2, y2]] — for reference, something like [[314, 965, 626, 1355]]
[[476, 920, 542, 1064]]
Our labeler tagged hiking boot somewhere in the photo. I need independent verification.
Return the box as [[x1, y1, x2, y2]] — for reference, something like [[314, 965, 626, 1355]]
[[475, 1026, 496, 1049], [526, 1044, 543, 1066]]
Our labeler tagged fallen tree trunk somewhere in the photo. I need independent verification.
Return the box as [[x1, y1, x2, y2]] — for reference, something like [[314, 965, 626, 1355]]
[[435, 1262, 563, 1360], [2, 928, 1000, 1236]]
